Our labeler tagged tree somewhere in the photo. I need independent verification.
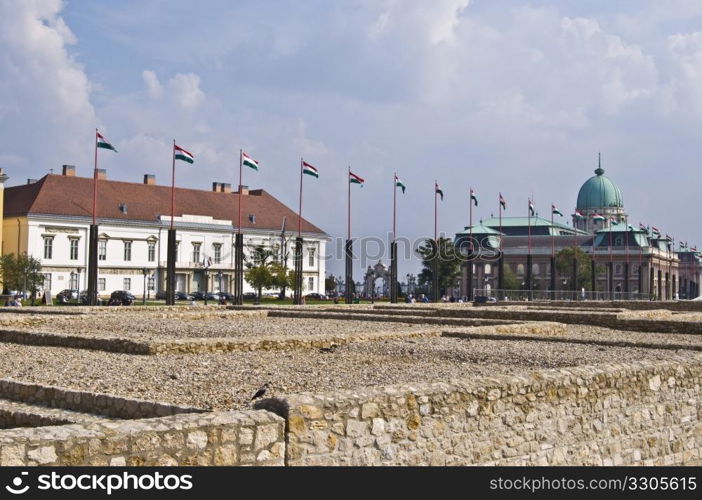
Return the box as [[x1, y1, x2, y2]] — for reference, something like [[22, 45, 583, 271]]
[[325, 275, 337, 295], [415, 237, 461, 296], [0, 253, 43, 302], [555, 247, 604, 291], [244, 245, 278, 300], [502, 264, 519, 290]]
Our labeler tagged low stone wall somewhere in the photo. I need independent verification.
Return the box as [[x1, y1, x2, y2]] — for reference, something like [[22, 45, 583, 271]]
[[267, 310, 518, 328], [284, 356, 702, 465], [0, 379, 202, 419], [0, 410, 284, 466], [500, 301, 702, 312], [0, 328, 440, 355]]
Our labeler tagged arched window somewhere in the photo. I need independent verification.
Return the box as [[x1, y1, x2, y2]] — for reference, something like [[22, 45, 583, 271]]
[[517, 264, 525, 275], [532, 263, 539, 275], [484, 264, 492, 275], [615, 264, 622, 275]]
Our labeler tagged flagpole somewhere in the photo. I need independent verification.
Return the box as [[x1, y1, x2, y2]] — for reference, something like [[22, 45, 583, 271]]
[[170, 139, 176, 230], [348, 166, 351, 241], [93, 129, 98, 225], [238, 149, 243, 235], [434, 180, 438, 242], [298, 158, 303, 238], [392, 172, 397, 242], [498, 193, 502, 253], [469, 188, 473, 253]]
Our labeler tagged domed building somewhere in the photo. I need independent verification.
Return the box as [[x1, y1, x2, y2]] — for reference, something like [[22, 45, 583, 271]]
[[454, 155, 699, 301], [574, 155, 626, 233]]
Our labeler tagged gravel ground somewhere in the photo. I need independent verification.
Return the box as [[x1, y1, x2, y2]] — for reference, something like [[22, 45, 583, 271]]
[[0, 338, 694, 411], [9, 314, 426, 340]]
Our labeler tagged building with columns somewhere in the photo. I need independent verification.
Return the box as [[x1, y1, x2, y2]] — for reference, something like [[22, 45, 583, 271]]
[[2, 166, 328, 299], [455, 162, 700, 300]]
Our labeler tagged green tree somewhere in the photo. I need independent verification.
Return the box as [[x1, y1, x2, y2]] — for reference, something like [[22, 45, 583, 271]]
[[0, 253, 43, 303], [555, 247, 605, 291], [244, 245, 278, 300], [325, 275, 337, 295], [415, 237, 461, 297], [502, 263, 519, 290]]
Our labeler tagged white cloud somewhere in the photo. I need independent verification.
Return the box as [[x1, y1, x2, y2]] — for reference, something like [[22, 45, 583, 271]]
[[0, 0, 96, 171], [662, 31, 702, 113], [142, 70, 205, 110], [142, 70, 164, 99]]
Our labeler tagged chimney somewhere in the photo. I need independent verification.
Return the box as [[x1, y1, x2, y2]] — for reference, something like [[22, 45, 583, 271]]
[[62, 165, 76, 176], [143, 174, 155, 185], [221, 183, 232, 193], [27, 178, 37, 184], [212, 182, 221, 192], [239, 184, 249, 196], [96, 169, 107, 180]]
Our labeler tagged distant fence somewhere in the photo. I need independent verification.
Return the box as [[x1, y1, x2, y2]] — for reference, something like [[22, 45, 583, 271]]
[[472, 288, 651, 302]]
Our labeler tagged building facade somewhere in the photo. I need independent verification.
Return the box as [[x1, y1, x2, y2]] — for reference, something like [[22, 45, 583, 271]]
[[455, 163, 700, 300], [3, 166, 328, 298]]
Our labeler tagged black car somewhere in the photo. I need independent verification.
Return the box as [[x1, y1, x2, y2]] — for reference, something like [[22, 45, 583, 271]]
[[304, 293, 327, 300], [218, 292, 234, 301], [109, 290, 135, 305], [176, 291, 194, 301], [243, 292, 257, 300], [56, 289, 79, 304]]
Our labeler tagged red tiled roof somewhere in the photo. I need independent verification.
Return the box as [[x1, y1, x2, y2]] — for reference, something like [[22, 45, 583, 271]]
[[4, 174, 326, 235]]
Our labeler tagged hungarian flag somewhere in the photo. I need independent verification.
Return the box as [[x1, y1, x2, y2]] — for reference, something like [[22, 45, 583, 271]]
[[592, 213, 606, 221], [435, 182, 444, 200], [302, 161, 319, 178], [349, 171, 364, 186], [242, 151, 259, 171], [692, 246, 698, 252], [499, 192, 505, 210], [574, 210, 585, 218], [470, 188, 477, 207], [174, 144, 194, 164], [96, 131, 117, 152], [552, 204, 563, 216], [395, 175, 406, 194], [610, 217, 619, 225], [528, 199, 535, 216], [628, 224, 635, 231], [639, 222, 647, 231], [651, 226, 660, 236]]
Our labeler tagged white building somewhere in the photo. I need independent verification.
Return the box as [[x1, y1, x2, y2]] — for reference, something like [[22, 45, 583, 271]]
[[3, 165, 328, 298]]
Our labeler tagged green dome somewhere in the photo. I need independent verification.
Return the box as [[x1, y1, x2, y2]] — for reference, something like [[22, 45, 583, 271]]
[[576, 164, 623, 210]]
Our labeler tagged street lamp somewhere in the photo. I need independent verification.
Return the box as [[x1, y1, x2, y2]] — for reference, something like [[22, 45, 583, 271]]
[[76, 267, 82, 303]]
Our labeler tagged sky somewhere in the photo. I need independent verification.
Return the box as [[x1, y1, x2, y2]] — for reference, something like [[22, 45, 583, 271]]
[[2, 0, 702, 280]]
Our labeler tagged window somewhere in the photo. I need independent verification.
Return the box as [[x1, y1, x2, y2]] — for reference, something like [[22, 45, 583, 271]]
[[615, 236, 623, 246], [123, 241, 132, 261], [42, 273, 51, 291], [532, 264, 539, 275], [98, 240, 107, 260], [98, 278, 106, 291], [148, 242, 156, 262], [213, 244, 222, 264], [308, 277, 314, 291], [43, 237, 53, 259], [69, 272, 79, 290], [148, 276, 155, 291], [517, 264, 524, 275], [192, 243, 201, 263], [615, 264, 622, 275], [308, 248, 316, 267], [123, 278, 131, 291], [69, 238, 79, 260], [484, 264, 492, 275]]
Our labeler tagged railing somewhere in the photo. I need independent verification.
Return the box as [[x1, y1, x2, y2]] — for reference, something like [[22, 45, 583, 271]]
[[472, 288, 652, 301]]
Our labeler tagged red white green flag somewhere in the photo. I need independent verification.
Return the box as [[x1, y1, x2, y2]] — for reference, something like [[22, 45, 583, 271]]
[[528, 199, 535, 216], [349, 171, 364, 186], [242, 152, 259, 171], [574, 210, 585, 218], [435, 182, 444, 200], [592, 213, 606, 221], [96, 131, 117, 152], [395, 174, 406, 193], [174, 144, 194, 164], [552, 204, 563, 216], [302, 161, 319, 178]]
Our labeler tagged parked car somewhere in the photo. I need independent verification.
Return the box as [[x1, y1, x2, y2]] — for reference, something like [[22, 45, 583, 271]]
[[109, 290, 135, 306], [218, 292, 234, 301], [176, 291, 194, 301], [56, 289, 79, 304], [155, 290, 167, 300], [243, 292, 257, 300], [304, 293, 327, 300], [205, 292, 221, 301], [79, 290, 103, 305]]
